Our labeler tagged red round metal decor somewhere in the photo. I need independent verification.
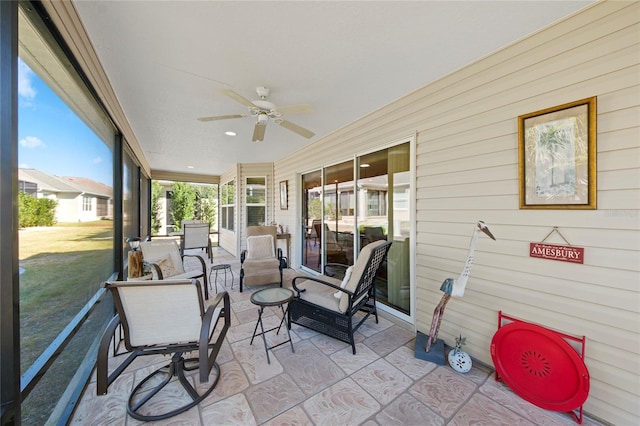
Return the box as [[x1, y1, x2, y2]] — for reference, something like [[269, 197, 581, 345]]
[[491, 322, 590, 412]]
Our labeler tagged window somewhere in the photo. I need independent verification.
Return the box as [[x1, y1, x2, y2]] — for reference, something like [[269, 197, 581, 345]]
[[17, 5, 116, 422], [221, 179, 235, 231], [82, 196, 92, 211], [246, 177, 266, 226]]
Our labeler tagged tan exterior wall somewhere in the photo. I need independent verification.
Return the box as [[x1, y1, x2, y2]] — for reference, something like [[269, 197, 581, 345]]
[[54, 193, 81, 223], [275, 2, 639, 424]]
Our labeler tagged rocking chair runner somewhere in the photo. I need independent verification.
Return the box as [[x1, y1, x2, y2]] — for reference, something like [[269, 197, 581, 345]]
[[290, 240, 392, 354], [96, 279, 230, 421]]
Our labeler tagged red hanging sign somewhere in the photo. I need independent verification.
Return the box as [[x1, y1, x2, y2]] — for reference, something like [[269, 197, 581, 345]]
[[529, 243, 584, 264]]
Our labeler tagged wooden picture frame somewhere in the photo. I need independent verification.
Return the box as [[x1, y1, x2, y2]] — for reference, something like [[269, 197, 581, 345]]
[[279, 180, 288, 210], [518, 97, 597, 209]]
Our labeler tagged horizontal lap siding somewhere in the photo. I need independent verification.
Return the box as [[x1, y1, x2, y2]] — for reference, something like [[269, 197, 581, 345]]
[[415, 2, 639, 424], [277, 2, 639, 423]]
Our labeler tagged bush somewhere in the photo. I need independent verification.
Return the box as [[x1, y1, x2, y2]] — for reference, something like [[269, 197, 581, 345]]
[[19, 191, 57, 228], [151, 181, 163, 235], [170, 182, 196, 232]]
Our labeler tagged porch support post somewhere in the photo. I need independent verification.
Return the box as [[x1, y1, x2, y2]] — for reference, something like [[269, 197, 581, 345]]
[[0, 1, 20, 424], [113, 134, 124, 280]]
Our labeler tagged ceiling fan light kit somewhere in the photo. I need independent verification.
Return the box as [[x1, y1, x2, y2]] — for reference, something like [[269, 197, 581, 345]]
[[198, 86, 315, 142]]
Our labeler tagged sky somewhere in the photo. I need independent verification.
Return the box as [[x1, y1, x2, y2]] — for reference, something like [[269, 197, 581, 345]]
[[18, 58, 113, 186]]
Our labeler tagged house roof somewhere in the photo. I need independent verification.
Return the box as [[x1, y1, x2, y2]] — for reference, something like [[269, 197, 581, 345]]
[[61, 177, 113, 198], [19, 168, 112, 198]]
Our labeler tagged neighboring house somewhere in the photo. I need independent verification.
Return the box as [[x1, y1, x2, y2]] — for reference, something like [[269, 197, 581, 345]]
[[18, 168, 113, 223]]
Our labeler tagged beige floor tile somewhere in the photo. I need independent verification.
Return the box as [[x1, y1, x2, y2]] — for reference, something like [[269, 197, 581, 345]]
[[479, 378, 591, 425], [231, 337, 284, 384], [385, 345, 438, 380], [262, 406, 313, 426], [409, 366, 477, 418], [303, 378, 381, 425], [274, 339, 346, 396], [199, 360, 250, 407], [363, 325, 415, 357], [330, 342, 380, 375], [375, 393, 444, 426], [245, 373, 306, 423], [201, 393, 257, 425], [351, 358, 413, 405], [449, 393, 535, 426]]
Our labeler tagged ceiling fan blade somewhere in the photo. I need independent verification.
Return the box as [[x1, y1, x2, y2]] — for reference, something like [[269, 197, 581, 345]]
[[278, 119, 315, 139], [276, 104, 315, 115], [220, 88, 256, 108], [252, 123, 266, 142], [197, 114, 245, 122]]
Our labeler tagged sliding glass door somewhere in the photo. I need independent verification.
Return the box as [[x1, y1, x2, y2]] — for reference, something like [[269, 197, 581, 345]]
[[358, 143, 410, 315], [301, 170, 322, 271], [299, 141, 411, 317], [323, 161, 354, 267]]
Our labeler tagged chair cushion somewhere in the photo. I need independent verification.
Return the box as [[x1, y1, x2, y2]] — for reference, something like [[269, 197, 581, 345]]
[[296, 275, 343, 312], [246, 235, 275, 259], [339, 240, 386, 312], [242, 258, 281, 286], [334, 266, 354, 299]]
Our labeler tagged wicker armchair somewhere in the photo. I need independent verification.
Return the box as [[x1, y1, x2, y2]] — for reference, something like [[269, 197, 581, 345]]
[[290, 240, 392, 354]]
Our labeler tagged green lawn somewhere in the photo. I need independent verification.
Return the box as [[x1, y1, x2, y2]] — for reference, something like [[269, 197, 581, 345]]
[[19, 221, 114, 368], [19, 221, 115, 424]]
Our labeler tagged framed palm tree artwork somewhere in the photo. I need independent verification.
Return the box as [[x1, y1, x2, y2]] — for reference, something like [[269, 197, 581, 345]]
[[518, 97, 597, 209]]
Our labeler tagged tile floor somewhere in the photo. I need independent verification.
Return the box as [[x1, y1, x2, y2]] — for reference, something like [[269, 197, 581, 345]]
[[71, 247, 606, 426]]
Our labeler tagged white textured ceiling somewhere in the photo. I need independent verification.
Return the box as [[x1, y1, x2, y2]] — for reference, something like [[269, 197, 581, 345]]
[[73, 1, 592, 176]]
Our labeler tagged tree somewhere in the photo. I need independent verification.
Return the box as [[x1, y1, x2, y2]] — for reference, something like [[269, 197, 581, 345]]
[[170, 182, 196, 232], [150, 181, 163, 235], [308, 198, 322, 220], [195, 185, 217, 228]]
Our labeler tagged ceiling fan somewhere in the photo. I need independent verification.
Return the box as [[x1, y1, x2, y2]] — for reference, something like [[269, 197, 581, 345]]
[[198, 86, 315, 142]]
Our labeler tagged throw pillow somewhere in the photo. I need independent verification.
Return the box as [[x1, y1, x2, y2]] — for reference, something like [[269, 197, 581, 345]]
[[334, 266, 354, 299], [154, 257, 180, 278]]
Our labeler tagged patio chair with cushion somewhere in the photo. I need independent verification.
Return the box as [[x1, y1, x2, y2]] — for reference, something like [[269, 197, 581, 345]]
[[181, 222, 213, 261], [140, 239, 210, 299], [313, 221, 348, 266], [97, 279, 230, 421], [240, 225, 286, 293], [290, 239, 392, 354]]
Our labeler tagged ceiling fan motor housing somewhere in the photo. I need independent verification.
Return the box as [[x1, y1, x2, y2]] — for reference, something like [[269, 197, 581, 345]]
[[257, 113, 269, 124], [256, 86, 270, 99]]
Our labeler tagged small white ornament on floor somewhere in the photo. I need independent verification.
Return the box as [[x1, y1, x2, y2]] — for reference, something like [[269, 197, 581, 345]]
[[448, 334, 472, 373]]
